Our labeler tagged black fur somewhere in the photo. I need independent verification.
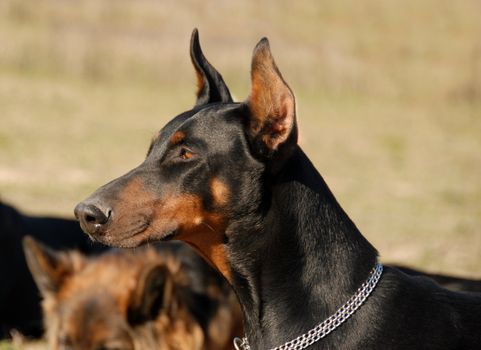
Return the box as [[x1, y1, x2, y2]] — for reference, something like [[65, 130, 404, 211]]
[[75, 30, 481, 349], [190, 28, 233, 106]]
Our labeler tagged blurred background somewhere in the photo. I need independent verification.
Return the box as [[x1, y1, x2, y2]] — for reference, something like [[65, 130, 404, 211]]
[[0, 0, 480, 347]]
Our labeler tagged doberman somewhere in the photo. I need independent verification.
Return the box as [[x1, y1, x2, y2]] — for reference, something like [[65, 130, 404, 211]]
[[23, 237, 242, 350], [0, 200, 106, 339], [75, 29, 481, 349]]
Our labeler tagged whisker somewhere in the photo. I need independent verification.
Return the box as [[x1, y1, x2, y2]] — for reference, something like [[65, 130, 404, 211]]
[[201, 221, 216, 233]]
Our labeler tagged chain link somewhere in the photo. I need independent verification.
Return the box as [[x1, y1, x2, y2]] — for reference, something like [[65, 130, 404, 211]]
[[234, 262, 383, 350], [234, 337, 251, 350]]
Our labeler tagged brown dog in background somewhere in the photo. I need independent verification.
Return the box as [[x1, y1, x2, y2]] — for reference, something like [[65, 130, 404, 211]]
[[23, 237, 242, 350], [0, 200, 106, 338]]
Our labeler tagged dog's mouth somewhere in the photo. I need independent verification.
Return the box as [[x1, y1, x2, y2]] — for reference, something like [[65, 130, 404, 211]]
[[90, 228, 177, 248], [86, 216, 178, 248]]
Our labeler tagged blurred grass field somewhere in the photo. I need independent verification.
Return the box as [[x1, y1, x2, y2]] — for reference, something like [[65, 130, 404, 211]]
[[1, 1, 481, 345], [0, 339, 43, 350]]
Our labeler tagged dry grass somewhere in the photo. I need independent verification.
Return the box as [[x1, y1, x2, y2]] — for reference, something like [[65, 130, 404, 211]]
[[0, 338, 45, 350], [1, 1, 481, 345]]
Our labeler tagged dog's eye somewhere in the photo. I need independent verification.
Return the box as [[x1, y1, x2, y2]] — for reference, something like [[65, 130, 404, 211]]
[[179, 147, 193, 160]]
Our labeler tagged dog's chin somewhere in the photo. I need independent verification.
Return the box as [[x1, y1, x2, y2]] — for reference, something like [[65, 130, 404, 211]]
[[89, 227, 177, 248]]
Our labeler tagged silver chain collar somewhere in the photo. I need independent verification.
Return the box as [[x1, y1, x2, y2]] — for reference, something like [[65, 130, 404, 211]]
[[234, 262, 383, 350]]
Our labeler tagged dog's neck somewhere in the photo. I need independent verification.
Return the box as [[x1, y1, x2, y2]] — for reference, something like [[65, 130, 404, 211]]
[[228, 148, 378, 349]]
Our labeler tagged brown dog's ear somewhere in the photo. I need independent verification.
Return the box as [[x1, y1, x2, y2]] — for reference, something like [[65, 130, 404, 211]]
[[22, 236, 77, 296], [128, 265, 174, 325], [190, 28, 233, 106], [246, 38, 297, 160]]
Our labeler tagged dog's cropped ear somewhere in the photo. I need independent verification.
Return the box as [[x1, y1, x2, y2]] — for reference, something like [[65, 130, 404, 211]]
[[190, 28, 233, 106], [246, 38, 297, 162], [22, 236, 79, 296], [128, 265, 174, 325]]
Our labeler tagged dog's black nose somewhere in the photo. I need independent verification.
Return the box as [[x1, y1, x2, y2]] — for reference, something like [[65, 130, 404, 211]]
[[74, 202, 111, 234]]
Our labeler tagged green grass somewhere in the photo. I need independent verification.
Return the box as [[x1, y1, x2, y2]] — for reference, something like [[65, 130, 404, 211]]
[[0, 342, 16, 350], [1, 1, 481, 345], [0, 340, 44, 350], [1, 0, 480, 267]]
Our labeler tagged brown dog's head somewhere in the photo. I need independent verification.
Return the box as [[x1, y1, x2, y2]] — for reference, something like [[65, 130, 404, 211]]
[[74, 29, 296, 283], [23, 237, 207, 350]]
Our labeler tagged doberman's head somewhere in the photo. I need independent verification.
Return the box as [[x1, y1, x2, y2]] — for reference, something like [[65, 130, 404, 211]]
[[74, 29, 297, 282]]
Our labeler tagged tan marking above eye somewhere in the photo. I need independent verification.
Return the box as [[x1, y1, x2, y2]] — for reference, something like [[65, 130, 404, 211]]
[[170, 131, 186, 145]]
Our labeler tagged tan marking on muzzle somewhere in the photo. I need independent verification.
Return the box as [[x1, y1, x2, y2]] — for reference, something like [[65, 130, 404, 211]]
[[110, 178, 233, 282]]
